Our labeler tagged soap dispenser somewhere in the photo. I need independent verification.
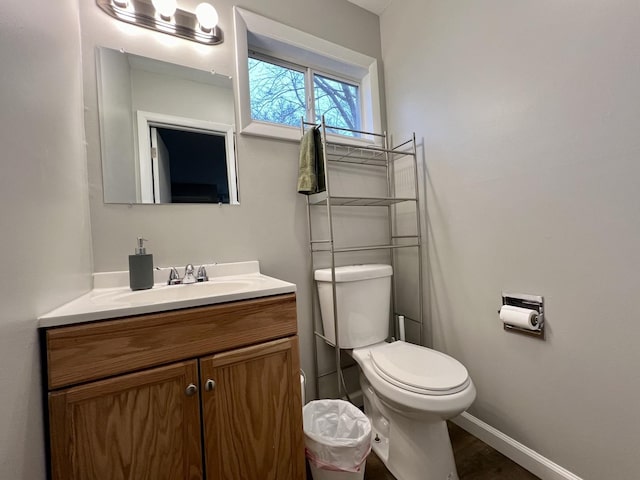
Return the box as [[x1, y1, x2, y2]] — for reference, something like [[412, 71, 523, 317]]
[[129, 237, 154, 291]]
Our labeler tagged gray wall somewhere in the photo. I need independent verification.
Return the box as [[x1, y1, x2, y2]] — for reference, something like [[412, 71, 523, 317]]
[[0, 1, 93, 478], [98, 48, 136, 202], [130, 70, 234, 125], [80, 0, 382, 399], [381, 1, 640, 478]]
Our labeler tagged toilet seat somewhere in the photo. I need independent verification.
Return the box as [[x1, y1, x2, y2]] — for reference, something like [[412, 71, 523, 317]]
[[370, 341, 470, 396]]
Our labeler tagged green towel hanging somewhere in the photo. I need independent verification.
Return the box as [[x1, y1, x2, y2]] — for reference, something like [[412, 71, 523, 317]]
[[297, 126, 325, 195]]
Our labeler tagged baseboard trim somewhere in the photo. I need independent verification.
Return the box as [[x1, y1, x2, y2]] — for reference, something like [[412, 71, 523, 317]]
[[452, 412, 583, 480]]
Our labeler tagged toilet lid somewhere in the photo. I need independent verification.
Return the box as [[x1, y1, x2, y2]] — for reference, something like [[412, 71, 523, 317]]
[[370, 342, 470, 396]]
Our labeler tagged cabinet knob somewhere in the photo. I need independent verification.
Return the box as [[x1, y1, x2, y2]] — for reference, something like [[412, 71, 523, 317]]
[[205, 379, 216, 392], [185, 383, 198, 396]]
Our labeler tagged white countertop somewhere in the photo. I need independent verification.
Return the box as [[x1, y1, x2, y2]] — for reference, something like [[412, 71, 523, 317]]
[[39, 261, 296, 328]]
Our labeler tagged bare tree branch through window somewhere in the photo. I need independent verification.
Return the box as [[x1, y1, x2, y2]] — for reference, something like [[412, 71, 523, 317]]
[[248, 56, 361, 137]]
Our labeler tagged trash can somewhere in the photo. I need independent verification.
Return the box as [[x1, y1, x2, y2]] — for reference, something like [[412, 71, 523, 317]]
[[303, 399, 372, 480]]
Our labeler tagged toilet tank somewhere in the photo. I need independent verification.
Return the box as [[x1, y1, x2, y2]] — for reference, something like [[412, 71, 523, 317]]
[[314, 264, 393, 348]]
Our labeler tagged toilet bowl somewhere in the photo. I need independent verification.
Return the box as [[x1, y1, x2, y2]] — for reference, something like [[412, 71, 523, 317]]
[[352, 341, 475, 480], [314, 264, 476, 480]]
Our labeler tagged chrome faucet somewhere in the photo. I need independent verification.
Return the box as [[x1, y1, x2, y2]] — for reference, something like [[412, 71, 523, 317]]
[[167, 264, 209, 285], [196, 265, 208, 282], [182, 264, 197, 284], [167, 267, 181, 285]]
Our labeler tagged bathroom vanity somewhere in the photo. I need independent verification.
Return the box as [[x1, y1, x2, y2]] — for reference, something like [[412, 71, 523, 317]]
[[39, 262, 304, 480]]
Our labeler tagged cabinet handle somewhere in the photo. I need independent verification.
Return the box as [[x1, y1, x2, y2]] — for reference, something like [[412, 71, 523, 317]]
[[205, 379, 216, 392], [185, 383, 198, 397]]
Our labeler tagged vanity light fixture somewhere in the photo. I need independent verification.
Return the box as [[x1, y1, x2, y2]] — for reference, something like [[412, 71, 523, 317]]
[[195, 2, 219, 33], [151, 0, 177, 20], [97, 0, 223, 45]]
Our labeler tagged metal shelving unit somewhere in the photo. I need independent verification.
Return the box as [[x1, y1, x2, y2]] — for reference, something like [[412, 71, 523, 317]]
[[302, 117, 423, 400]]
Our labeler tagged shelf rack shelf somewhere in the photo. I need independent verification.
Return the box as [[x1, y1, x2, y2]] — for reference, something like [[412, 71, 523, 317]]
[[311, 242, 420, 253], [308, 191, 417, 207], [302, 117, 424, 401]]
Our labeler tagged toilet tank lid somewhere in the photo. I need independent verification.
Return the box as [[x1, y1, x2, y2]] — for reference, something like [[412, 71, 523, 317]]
[[314, 264, 393, 282]]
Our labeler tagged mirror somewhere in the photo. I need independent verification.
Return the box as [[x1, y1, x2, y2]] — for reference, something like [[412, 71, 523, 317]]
[[96, 46, 238, 204]]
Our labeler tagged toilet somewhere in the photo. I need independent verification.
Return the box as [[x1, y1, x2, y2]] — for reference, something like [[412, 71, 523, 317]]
[[315, 264, 476, 480]]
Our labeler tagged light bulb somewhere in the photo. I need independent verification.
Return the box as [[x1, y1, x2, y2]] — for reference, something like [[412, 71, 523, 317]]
[[195, 3, 218, 32], [152, 0, 177, 19]]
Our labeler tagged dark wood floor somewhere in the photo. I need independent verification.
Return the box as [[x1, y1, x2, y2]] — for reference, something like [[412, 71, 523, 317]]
[[363, 422, 540, 480]]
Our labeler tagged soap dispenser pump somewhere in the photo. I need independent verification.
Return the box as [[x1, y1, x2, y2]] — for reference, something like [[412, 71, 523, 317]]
[[129, 237, 154, 291]]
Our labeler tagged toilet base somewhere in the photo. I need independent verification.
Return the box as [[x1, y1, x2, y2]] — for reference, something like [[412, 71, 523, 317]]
[[309, 462, 366, 480], [362, 376, 459, 480]]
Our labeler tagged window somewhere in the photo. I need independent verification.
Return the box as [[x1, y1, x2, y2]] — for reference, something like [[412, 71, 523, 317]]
[[248, 56, 306, 128], [248, 54, 362, 137], [313, 73, 360, 136], [234, 7, 381, 143]]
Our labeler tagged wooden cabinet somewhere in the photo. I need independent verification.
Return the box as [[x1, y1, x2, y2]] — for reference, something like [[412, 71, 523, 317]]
[[42, 294, 304, 480], [201, 337, 303, 480], [49, 361, 203, 480]]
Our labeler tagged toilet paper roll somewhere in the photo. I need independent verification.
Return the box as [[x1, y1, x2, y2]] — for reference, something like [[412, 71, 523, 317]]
[[499, 305, 541, 330]]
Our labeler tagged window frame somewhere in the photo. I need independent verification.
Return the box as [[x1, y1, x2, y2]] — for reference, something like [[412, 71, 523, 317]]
[[247, 51, 364, 137], [233, 7, 382, 144]]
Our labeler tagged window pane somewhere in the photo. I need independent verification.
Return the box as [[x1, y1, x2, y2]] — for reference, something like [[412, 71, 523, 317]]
[[314, 74, 361, 137], [248, 57, 306, 127]]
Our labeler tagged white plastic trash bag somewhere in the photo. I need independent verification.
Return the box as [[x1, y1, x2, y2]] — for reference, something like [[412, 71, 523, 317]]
[[303, 399, 372, 473]]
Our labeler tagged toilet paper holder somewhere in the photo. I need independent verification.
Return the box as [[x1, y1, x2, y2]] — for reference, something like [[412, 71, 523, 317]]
[[500, 292, 545, 339]]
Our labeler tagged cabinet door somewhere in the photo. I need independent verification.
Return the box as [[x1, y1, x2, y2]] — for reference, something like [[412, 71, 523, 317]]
[[49, 360, 203, 480], [200, 336, 305, 480]]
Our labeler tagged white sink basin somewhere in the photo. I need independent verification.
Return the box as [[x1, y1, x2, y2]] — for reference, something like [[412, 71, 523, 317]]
[[90, 279, 255, 306]]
